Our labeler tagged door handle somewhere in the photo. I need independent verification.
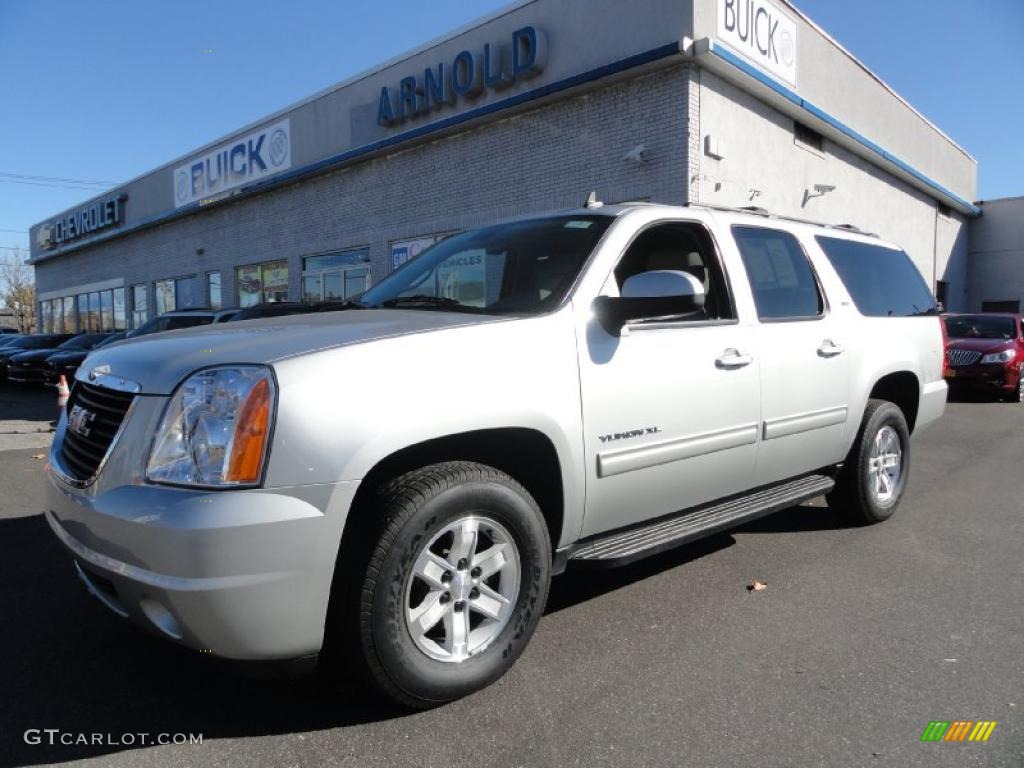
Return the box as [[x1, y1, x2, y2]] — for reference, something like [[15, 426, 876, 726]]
[[716, 348, 754, 369], [818, 339, 845, 357]]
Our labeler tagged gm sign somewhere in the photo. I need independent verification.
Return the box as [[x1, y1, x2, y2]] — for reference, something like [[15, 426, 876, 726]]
[[173, 119, 291, 208], [378, 26, 547, 126], [716, 0, 798, 87]]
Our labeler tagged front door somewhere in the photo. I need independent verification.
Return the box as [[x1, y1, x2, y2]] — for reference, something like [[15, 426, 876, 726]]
[[576, 221, 761, 538]]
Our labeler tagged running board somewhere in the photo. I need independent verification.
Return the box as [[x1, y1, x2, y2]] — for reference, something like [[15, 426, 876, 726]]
[[569, 474, 835, 567]]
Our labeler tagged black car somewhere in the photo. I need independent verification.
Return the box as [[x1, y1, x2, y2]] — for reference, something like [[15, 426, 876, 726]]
[[42, 332, 125, 385], [0, 327, 19, 334], [0, 334, 25, 348], [0, 334, 74, 382], [7, 334, 108, 385]]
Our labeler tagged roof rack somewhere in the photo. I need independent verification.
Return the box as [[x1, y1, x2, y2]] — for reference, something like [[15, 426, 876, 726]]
[[684, 203, 879, 238]]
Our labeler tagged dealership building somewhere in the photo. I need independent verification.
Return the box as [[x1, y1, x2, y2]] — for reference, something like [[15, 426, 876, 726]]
[[29, 0, 981, 333]]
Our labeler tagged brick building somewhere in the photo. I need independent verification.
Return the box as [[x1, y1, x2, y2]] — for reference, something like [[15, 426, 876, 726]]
[[29, 0, 979, 332]]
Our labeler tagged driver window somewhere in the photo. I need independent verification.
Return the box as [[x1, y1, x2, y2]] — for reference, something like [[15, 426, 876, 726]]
[[613, 223, 733, 320]]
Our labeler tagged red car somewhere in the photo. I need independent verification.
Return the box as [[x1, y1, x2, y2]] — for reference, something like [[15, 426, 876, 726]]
[[942, 313, 1024, 402]]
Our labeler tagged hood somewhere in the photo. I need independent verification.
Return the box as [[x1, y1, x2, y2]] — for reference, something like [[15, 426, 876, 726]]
[[46, 350, 89, 365], [7, 348, 62, 363], [946, 337, 1015, 353], [78, 308, 503, 394]]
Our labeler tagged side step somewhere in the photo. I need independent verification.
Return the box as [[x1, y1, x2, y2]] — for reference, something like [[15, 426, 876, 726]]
[[569, 473, 835, 568]]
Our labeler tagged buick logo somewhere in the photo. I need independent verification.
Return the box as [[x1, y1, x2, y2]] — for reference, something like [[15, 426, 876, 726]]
[[175, 170, 189, 202], [68, 405, 96, 438], [268, 129, 288, 167]]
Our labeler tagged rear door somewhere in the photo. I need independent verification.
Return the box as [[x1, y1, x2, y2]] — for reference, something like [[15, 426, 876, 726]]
[[731, 225, 850, 486]]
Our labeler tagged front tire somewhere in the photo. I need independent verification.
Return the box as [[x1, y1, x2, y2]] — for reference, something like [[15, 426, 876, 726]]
[[1001, 364, 1024, 403], [828, 399, 911, 525], [349, 461, 551, 708]]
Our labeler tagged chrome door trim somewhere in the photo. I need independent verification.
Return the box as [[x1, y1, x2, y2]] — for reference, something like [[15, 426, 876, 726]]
[[762, 406, 848, 441], [597, 423, 759, 478]]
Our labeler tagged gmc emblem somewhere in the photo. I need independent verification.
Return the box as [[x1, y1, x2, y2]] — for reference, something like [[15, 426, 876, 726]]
[[67, 405, 96, 438]]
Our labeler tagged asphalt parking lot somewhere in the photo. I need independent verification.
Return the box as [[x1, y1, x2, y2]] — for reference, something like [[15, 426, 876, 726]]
[[0, 386, 1020, 768]]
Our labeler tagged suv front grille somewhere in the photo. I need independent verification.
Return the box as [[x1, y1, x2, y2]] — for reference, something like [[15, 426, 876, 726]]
[[947, 348, 982, 367], [59, 382, 135, 483]]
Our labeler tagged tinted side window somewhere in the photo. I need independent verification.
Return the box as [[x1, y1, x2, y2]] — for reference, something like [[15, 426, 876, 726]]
[[733, 226, 823, 320], [816, 236, 936, 317]]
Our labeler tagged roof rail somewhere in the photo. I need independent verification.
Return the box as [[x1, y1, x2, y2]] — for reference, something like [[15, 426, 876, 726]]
[[685, 203, 879, 238]]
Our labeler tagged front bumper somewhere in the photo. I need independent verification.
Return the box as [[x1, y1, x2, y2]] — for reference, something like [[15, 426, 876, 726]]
[[46, 442, 358, 661], [944, 363, 1016, 392], [7, 366, 46, 384]]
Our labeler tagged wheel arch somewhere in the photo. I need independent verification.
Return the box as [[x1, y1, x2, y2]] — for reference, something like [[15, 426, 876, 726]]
[[868, 370, 921, 432]]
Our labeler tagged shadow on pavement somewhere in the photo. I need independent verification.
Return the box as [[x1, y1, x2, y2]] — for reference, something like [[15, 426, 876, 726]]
[[0, 513, 406, 768], [0, 385, 56, 426]]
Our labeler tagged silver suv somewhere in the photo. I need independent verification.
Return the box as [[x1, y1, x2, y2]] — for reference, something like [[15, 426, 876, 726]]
[[45, 203, 947, 707]]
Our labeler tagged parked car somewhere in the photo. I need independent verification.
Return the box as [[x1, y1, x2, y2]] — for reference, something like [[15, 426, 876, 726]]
[[942, 313, 1024, 402], [0, 334, 25, 348], [43, 332, 126, 386], [0, 327, 19, 334], [8, 333, 116, 386], [0, 334, 74, 382], [45, 204, 947, 707], [128, 308, 239, 338], [227, 302, 312, 321]]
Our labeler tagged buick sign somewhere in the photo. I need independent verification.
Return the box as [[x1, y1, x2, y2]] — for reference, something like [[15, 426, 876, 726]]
[[173, 119, 292, 208], [716, 0, 798, 87]]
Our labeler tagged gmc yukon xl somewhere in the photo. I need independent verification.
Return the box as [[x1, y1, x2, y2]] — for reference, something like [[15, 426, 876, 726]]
[[45, 203, 947, 707]]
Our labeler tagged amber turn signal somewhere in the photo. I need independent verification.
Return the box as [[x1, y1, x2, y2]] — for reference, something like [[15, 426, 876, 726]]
[[225, 378, 272, 483]]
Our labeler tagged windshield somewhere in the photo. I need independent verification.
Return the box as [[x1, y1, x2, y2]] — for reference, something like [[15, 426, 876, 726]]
[[132, 315, 214, 337], [56, 334, 108, 351], [945, 315, 1015, 340], [358, 215, 614, 315]]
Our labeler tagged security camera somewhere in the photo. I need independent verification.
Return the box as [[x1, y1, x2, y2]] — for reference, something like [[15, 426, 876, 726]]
[[625, 144, 648, 164], [814, 184, 836, 194]]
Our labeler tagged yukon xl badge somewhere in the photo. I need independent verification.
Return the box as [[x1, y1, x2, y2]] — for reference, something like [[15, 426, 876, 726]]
[[598, 427, 661, 444], [68, 405, 96, 438]]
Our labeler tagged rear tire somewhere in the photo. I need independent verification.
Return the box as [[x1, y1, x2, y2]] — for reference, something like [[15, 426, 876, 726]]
[[827, 399, 911, 525], [342, 461, 551, 709]]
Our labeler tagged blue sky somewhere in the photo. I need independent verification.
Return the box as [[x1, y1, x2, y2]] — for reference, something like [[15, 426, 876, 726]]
[[1, 0, 1021, 257]]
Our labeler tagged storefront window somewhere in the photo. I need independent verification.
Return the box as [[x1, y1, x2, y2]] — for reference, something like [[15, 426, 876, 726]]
[[236, 260, 290, 306], [77, 295, 88, 331], [131, 284, 148, 328], [41, 301, 53, 333], [88, 292, 101, 331], [64, 296, 76, 333], [100, 290, 114, 331], [113, 288, 126, 330], [52, 300, 64, 333], [301, 248, 369, 303], [155, 279, 175, 314], [207, 272, 222, 310]]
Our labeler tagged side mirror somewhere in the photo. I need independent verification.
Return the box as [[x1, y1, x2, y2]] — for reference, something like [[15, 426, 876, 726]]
[[592, 270, 705, 336]]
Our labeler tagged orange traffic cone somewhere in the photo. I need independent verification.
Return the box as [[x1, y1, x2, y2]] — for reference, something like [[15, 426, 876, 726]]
[[57, 374, 71, 412]]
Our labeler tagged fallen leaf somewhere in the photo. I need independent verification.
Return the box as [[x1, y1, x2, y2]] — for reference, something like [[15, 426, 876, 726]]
[[30, 454, 45, 460], [747, 580, 768, 592]]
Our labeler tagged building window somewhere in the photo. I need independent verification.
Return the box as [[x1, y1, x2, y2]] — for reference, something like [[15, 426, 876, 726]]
[[207, 272, 222, 310], [155, 279, 175, 314], [41, 300, 53, 333], [935, 280, 949, 310], [88, 292, 101, 331], [131, 284, 149, 328], [236, 260, 290, 307], [302, 248, 370, 303], [112, 288, 126, 330], [77, 294, 88, 332], [64, 296, 76, 333], [794, 121, 824, 153]]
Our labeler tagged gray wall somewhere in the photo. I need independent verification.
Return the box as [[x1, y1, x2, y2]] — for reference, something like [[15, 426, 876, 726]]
[[691, 0, 976, 201], [690, 69, 969, 308], [967, 197, 1024, 312], [34, 65, 692, 310]]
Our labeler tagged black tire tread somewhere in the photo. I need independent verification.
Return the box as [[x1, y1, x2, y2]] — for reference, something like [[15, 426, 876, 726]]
[[355, 461, 541, 709]]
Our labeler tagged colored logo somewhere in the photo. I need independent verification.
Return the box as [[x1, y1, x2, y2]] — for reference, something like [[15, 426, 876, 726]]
[[921, 721, 997, 742]]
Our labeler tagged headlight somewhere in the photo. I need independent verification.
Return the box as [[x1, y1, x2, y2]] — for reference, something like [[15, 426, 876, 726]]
[[147, 366, 276, 488], [980, 349, 1016, 364]]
